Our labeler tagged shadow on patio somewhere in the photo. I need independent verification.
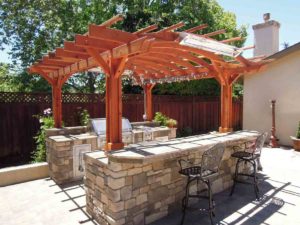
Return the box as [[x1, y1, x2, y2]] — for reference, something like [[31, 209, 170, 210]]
[[52, 179, 98, 225], [150, 174, 299, 225]]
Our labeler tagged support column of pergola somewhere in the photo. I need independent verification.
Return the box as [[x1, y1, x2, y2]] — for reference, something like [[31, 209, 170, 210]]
[[52, 83, 63, 128], [143, 83, 155, 121], [219, 83, 233, 133], [88, 50, 127, 150]]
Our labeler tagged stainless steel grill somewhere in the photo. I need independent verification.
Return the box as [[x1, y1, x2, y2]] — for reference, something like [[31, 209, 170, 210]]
[[88, 118, 171, 149]]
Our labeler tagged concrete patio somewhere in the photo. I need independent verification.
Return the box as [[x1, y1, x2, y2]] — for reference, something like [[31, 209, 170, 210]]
[[1, 147, 300, 225]]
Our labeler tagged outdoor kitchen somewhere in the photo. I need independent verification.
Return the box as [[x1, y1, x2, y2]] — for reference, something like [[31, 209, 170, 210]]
[[28, 15, 272, 225], [45, 118, 173, 184]]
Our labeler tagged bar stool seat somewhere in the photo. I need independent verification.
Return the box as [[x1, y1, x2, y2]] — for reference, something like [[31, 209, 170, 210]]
[[230, 132, 268, 200], [179, 167, 215, 178], [178, 143, 225, 225], [231, 151, 259, 160]]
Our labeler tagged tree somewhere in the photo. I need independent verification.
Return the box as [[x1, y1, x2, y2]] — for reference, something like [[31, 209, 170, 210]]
[[0, 0, 247, 95]]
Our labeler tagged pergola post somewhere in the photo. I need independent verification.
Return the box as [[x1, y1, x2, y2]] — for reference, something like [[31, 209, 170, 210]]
[[143, 84, 155, 121], [104, 58, 127, 151], [52, 84, 62, 128], [219, 84, 233, 133]]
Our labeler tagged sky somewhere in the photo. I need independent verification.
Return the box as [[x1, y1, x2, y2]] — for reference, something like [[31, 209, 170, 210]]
[[0, 0, 299, 63], [217, 0, 300, 57]]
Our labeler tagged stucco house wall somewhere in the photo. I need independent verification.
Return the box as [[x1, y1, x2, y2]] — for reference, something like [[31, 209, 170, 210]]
[[243, 49, 300, 146]]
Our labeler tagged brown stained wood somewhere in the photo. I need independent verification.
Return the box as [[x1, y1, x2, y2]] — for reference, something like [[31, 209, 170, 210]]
[[89, 25, 137, 43], [134, 24, 158, 35], [27, 15, 270, 145], [184, 24, 208, 33], [220, 37, 243, 43], [203, 29, 226, 37], [114, 57, 128, 78], [30, 15, 267, 84], [100, 14, 124, 27], [52, 85, 62, 128], [219, 83, 233, 133], [148, 48, 215, 71], [158, 22, 185, 32], [151, 41, 225, 62], [55, 48, 90, 60], [86, 48, 111, 76], [131, 58, 179, 76], [36, 64, 62, 70], [128, 65, 165, 78], [112, 37, 149, 58], [64, 41, 88, 53], [75, 34, 118, 50], [128, 63, 168, 78], [144, 83, 155, 120], [0, 93, 243, 159], [143, 53, 198, 73], [132, 56, 185, 74], [29, 68, 53, 85]]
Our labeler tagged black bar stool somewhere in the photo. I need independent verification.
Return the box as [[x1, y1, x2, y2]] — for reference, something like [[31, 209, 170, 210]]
[[178, 143, 225, 225], [230, 132, 268, 200]]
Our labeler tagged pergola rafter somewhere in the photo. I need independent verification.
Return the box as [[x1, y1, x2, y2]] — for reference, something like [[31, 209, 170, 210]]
[[28, 14, 270, 150]]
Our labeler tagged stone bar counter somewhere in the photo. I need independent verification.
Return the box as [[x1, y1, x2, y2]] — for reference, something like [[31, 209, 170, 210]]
[[45, 125, 172, 184], [84, 130, 260, 225]]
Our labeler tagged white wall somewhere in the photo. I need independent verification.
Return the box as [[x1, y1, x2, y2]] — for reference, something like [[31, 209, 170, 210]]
[[243, 50, 300, 146]]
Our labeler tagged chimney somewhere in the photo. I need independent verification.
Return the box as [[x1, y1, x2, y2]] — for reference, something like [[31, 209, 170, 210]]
[[253, 13, 280, 57]]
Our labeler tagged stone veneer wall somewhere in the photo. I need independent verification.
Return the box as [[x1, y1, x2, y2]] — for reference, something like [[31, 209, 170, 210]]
[[45, 126, 171, 184], [45, 127, 98, 184], [84, 132, 258, 225]]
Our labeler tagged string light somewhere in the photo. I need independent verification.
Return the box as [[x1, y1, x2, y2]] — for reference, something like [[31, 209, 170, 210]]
[[122, 69, 209, 86]]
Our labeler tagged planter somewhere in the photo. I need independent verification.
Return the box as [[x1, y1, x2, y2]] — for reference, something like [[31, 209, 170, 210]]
[[168, 127, 177, 139], [290, 136, 300, 151]]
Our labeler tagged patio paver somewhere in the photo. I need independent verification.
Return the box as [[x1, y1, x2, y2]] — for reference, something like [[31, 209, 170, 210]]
[[1, 147, 300, 225]]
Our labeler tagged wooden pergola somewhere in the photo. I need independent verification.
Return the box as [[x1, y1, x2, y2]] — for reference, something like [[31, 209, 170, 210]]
[[29, 15, 268, 151]]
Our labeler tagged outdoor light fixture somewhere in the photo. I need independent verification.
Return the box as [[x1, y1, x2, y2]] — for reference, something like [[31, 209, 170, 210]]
[[179, 32, 242, 57]]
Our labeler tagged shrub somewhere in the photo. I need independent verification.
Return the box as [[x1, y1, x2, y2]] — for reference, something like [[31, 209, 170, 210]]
[[79, 109, 90, 126], [32, 108, 54, 162], [166, 118, 177, 128], [181, 126, 193, 137], [153, 112, 168, 126]]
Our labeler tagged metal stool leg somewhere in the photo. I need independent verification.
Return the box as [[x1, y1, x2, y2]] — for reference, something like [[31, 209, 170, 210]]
[[181, 177, 192, 225], [230, 159, 240, 196], [253, 160, 260, 200], [207, 180, 215, 225]]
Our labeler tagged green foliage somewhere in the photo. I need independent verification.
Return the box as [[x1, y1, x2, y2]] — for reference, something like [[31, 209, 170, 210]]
[[0, 0, 247, 95], [0, 63, 17, 91], [79, 109, 90, 126], [153, 79, 220, 96], [180, 126, 193, 137], [233, 83, 244, 98], [297, 122, 300, 139], [32, 108, 54, 162], [154, 112, 169, 126], [166, 118, 177, 128], [154, 112, 177, 127]]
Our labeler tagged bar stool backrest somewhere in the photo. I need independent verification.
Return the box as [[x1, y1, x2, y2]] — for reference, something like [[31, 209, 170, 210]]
[[253, 132, 268, 155], [201, 143, 225, 175]]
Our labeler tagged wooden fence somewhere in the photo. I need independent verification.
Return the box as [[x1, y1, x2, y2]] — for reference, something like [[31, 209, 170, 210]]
[[0, 92, 243, 163]]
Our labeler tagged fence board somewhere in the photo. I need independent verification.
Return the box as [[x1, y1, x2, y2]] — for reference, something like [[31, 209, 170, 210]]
[[0, 92, 242, 162]]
